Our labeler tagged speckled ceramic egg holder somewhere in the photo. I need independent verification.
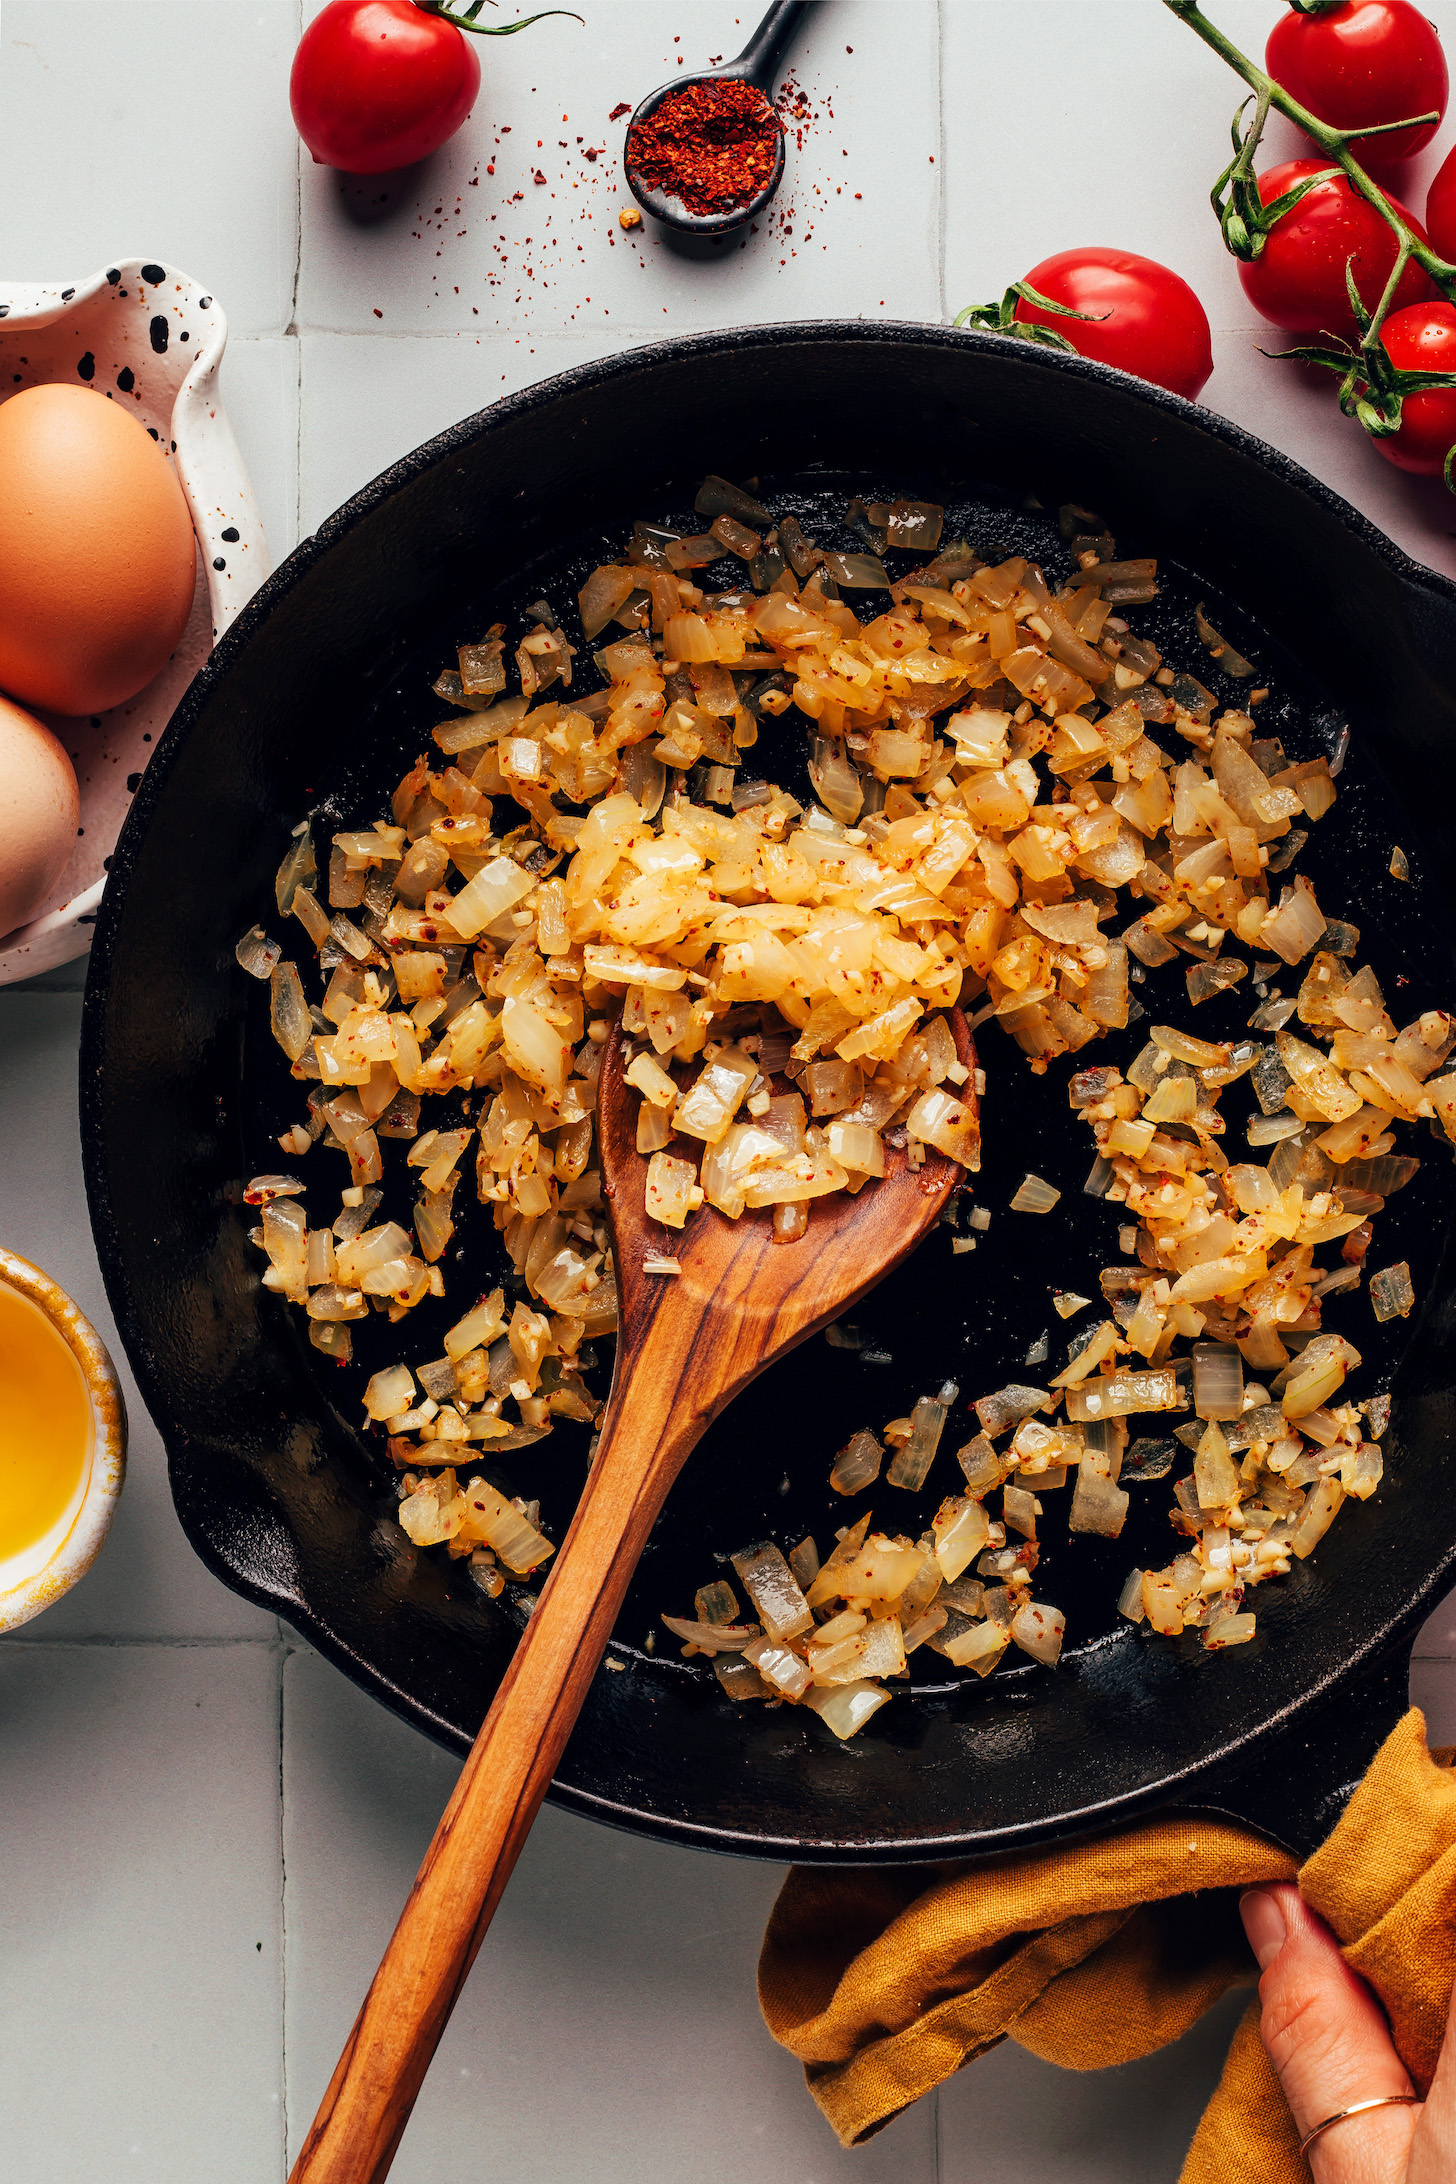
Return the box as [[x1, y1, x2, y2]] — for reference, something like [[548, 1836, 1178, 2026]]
[[0, 259, 270, 983]]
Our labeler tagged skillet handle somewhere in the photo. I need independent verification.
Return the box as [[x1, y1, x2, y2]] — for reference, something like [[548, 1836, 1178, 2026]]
[[1170, 1648, 1411, 1860]]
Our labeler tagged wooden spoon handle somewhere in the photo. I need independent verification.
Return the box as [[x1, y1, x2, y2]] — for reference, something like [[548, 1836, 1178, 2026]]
[[288, 1344, 703, 2184]]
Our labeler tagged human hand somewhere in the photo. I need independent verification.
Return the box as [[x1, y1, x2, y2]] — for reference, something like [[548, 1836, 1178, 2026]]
[[1241, 1883, 1456, 2181]]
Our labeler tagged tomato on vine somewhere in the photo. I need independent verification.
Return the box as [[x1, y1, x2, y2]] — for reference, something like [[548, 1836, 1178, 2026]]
[[1164, 0, 1456, 489], [955, 249, 1214, 402], [1427, 142, 1456, 263], [1362, 302, 1456, 474], [1236, 160, 1434, 335], [290, 0, 577, 176], [1267, 1, 1447, 167]]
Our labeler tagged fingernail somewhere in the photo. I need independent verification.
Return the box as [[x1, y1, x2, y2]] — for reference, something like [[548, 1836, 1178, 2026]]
[[1241, 1888, 1288, 1971]]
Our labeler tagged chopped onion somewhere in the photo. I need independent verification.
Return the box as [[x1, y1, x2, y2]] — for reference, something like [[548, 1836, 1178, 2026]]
[[261, 1200, 308, 1303], [695, 473, 770, 526], [1010, 1173, 1060, 1214], [1009, 1601, 1065, 1667], [932, 1496, 992, 1581], [802, 1679, 892, 1738], [713, 1656, 770, 1703], [237, 925, 282, 980], [819, 551, 890, 589], [1064, 1367, 1183, 1422], [1262, 875, 1326, 965], [785, 1538, 821, 1595], [244, 1174, 305, 1206], [1068, 1453, 1129, 1538], [829, 1429, 883, 1496], [1194, 605, 1255, 678], [363, 1364, 415, 1422], [446, 856, 534, 941], [886, 1384, 957, 1491], [243, 471, 1449, 1719], [1289, 1477, 1344, 1560], [460, 1480, 556, 1573], [660, 1615, 761, 1653], [275, 824, 316, 917], [1192, 1342, 1244, 1422], [731, 1542, 814, 1642], [1369, 1261, 1414, 1322], [269, 961, 312, 1062]]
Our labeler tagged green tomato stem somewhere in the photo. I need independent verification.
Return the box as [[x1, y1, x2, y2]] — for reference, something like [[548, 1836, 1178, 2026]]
[[1161, 0, 1456, 294], [412, 1, 583, 35], [1164, 0, 1456, 487]]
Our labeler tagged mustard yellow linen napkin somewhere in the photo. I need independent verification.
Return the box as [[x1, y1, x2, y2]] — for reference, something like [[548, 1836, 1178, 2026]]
[[758, 1709, 1456, 2179]]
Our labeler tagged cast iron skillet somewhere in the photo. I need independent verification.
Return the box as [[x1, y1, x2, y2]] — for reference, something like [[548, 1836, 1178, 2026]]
[[81, 324, 1456, 1866]]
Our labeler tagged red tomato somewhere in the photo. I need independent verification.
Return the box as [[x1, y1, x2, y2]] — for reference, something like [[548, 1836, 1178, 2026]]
[[290, 0, 480, 175], [1427, 141, 1456, 260], [1365, 301, 1456, 473], [1237, 160, 1434, 335], [1011, 248, 1214, 400], [1267, 1, 1447, 166]]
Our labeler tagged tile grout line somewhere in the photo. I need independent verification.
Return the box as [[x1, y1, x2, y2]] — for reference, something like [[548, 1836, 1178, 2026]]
[[1, 1632, 282, 1649], [290, 0, 304, 554], [266, 320, 1324, 342], [278, 1633, 293, 2182], [933, 0, 948, 327]]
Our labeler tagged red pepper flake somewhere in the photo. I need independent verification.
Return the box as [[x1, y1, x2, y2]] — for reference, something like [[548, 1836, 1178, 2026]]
[[625, 78, 782, 216], [608, 102, 630, 121], [533, 169, 547, 184]]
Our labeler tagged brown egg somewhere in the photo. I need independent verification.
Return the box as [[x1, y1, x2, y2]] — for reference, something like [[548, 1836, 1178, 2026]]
[[0, 694, 81, 939], [0, 384, 197, 716]]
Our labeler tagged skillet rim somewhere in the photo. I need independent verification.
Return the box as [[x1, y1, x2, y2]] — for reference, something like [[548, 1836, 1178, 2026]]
[[79, 319, 1456, 1861]]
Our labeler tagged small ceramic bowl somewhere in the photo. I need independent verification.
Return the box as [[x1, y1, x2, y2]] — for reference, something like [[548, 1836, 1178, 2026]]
[[0, 1246, 127, 1633], [0, 257, 272, 985]]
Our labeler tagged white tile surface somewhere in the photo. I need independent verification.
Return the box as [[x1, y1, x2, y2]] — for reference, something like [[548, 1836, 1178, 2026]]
[[226, 335, 302, 562], [1411, 1656, 1456, 1747], [940, 0, 1283, 334], [298, 326, 640, 531], [0, 1641, 284, 2183], [941, 0, 1456, 334], [939, 1988, 1251, 2184], [1415, 1592, 1456, 1658], [0, 0, 300, 339], [940, 0, 1456, 591], [0, 996, 277, 1639], [281, 1646, 934, 2183], [296, 0, 942, 336], [1203, 328, 1456, 585]]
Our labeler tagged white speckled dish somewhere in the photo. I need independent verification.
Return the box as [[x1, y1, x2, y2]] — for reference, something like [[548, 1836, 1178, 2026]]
[[0, 258, 271, 984], [0, 1246, 127, 1633]]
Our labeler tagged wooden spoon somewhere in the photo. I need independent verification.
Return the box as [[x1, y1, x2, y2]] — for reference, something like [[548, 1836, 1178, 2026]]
[[289, 1008, 978, 2184]]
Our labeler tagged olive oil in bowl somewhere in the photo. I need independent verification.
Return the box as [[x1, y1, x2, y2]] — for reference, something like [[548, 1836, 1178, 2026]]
[[0, 1279, 94, 1586], [0, 1250, 125, 1628]]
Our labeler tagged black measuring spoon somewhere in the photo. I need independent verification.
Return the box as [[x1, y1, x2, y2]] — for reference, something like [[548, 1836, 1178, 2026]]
[[622, 0, 810, 236]]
